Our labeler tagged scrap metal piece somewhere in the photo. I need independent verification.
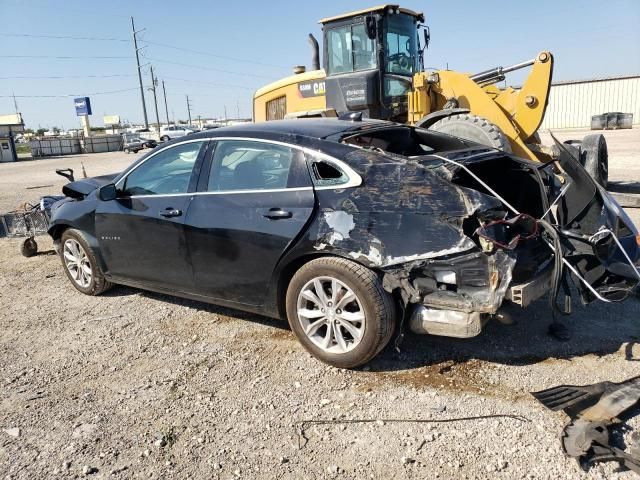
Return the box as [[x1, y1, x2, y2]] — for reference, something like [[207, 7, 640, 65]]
[[532, 376, 640, 474]]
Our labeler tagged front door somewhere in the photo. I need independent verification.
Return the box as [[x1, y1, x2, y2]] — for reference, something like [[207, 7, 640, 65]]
[[185, 139, 315, 305], [96, 140, 208, 290]]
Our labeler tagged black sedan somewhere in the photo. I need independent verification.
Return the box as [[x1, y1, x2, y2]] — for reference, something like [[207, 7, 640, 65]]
[[122, 135, 157, 154], [48, 119, 640, 367]]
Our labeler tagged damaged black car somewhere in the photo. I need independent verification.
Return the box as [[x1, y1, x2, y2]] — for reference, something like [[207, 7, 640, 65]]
[[48, 119, 640, 368]]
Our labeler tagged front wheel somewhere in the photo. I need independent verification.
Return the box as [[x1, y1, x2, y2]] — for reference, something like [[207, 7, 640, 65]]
[[60, 229, 112, 295], [286, 257, 396, 369]]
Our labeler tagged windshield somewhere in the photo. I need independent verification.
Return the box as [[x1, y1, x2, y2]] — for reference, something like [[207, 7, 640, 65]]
[[327, 23, 377, 75]]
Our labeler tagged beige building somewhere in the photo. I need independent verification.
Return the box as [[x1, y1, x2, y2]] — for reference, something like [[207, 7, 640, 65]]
[[540, 74, 639, 129]]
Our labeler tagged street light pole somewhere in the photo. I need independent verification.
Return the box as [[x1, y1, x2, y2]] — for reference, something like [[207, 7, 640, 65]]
[[162, 80, 170, 125], [149, 65, 161, 132], [131, 17, 149, 129]]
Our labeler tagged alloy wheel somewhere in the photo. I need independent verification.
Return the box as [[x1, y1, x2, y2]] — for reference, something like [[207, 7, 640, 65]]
[[63, 239, 92, 288], [296, 276, 366, 354]]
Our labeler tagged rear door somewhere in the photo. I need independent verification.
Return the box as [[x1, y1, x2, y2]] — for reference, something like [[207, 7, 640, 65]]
[[95, 140, 208, 290], [184, 138, 315, 305]]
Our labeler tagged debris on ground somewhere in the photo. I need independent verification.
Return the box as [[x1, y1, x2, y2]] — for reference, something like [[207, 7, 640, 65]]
[[532, 376, 640, 474]]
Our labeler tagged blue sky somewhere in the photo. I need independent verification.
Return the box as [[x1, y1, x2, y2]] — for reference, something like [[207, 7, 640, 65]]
[[1, 0, 639, 130]]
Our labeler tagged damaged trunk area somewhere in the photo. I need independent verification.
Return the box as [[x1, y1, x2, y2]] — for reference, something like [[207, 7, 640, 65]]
[[329, 126, 639, 340], [393, 154, 555, 337]]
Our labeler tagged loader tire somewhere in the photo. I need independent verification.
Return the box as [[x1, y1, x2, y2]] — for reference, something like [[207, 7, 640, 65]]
[[581, 133, 608, 188], [428, 113, 512, 153]]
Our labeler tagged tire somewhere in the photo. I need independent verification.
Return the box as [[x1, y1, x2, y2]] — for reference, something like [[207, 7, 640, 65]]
[[60, 229, 112, 296], [581, 133, 608, 188], [21, 238, 38, 257], [286, 257, 396, 369], [428, 113, 512, 152], [160, 135, 170, 141]]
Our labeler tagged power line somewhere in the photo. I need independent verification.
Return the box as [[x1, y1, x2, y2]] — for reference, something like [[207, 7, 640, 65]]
[[162, 76, 256, 90], [0, 32, 129, 42], [1, 87, 139, 98], [141, 40, 287, 69], [0, 74, 136, 80], [0, 54, 131, 59], [145, 57, 276, 80], [0, 31, 290, 70]]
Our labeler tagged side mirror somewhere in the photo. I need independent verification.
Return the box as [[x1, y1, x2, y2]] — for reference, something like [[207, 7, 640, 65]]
[[423, 26, 430, 50], [98, 183, 118, 201], [365, 15, 377, 40]]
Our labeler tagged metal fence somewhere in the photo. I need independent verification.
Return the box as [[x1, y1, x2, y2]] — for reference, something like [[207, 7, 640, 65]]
[[82, 134, 123, 153], [29, 134, 124, 157]]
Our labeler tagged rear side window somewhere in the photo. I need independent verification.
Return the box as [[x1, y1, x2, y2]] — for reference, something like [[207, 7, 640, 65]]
[[307, 154, 351, 187], [207, 140, 310, 191]]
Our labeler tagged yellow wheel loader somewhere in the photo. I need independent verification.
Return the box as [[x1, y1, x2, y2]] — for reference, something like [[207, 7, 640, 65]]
[[253, 4, 608, 186]]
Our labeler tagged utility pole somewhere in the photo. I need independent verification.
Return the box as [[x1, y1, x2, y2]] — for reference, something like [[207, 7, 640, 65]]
[[224, 105, 227, 121], [131, 17, 149, 129], [186, 95, 192, 126], [162, 80, 170, 125], [149, 65, 161, 132], [12, 93, 19, 113], [236, 100, 240, 120]]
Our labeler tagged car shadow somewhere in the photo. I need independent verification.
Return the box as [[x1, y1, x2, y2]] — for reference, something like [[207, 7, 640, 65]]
[[102, 284, 289, 331], [101, 284, 639, 371], [369, 296, 640, 372]]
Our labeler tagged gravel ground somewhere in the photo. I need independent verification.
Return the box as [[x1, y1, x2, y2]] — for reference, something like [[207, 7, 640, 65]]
[[1, 132, 639, 479]]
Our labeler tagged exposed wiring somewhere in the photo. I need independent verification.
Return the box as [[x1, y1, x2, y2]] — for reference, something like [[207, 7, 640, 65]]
[[428, 152, 615, 303], [596, 228, 640, 281], [541, 181, 572, 220]]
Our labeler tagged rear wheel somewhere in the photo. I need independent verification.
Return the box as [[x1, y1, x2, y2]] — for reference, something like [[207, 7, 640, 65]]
[[60, 229, 112, 295], [582, 133, 608, 188], [286, 257, 395, 369], [160, 135, 170, 141], [428, 113, 512, 152]]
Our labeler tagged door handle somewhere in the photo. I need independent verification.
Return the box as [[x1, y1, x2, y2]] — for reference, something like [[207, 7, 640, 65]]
[[263, 208, 292, 220], [159, 208, 182, 218]]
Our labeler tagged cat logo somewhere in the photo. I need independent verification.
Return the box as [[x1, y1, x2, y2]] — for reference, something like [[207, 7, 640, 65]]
[[298, 80, 326, 98]]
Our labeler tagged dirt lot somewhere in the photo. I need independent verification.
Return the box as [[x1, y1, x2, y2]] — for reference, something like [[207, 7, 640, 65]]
[[1, 131, 639, 479]]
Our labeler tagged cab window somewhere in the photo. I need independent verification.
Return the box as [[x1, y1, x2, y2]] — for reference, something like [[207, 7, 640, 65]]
[[327, 24, 376, 75]]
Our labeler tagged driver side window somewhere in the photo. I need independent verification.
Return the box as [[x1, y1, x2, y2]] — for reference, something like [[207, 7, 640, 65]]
[[122, 141, 205, 196]]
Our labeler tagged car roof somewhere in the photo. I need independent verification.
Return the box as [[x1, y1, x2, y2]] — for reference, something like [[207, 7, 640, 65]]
[[188, 118, 395, 141]]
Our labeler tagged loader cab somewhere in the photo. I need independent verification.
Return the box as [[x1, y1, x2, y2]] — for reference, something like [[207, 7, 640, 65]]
[[320, 5, 424, 122]]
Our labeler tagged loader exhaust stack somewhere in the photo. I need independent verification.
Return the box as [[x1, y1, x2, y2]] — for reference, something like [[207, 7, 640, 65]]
[[308, 34, 320, 71]]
